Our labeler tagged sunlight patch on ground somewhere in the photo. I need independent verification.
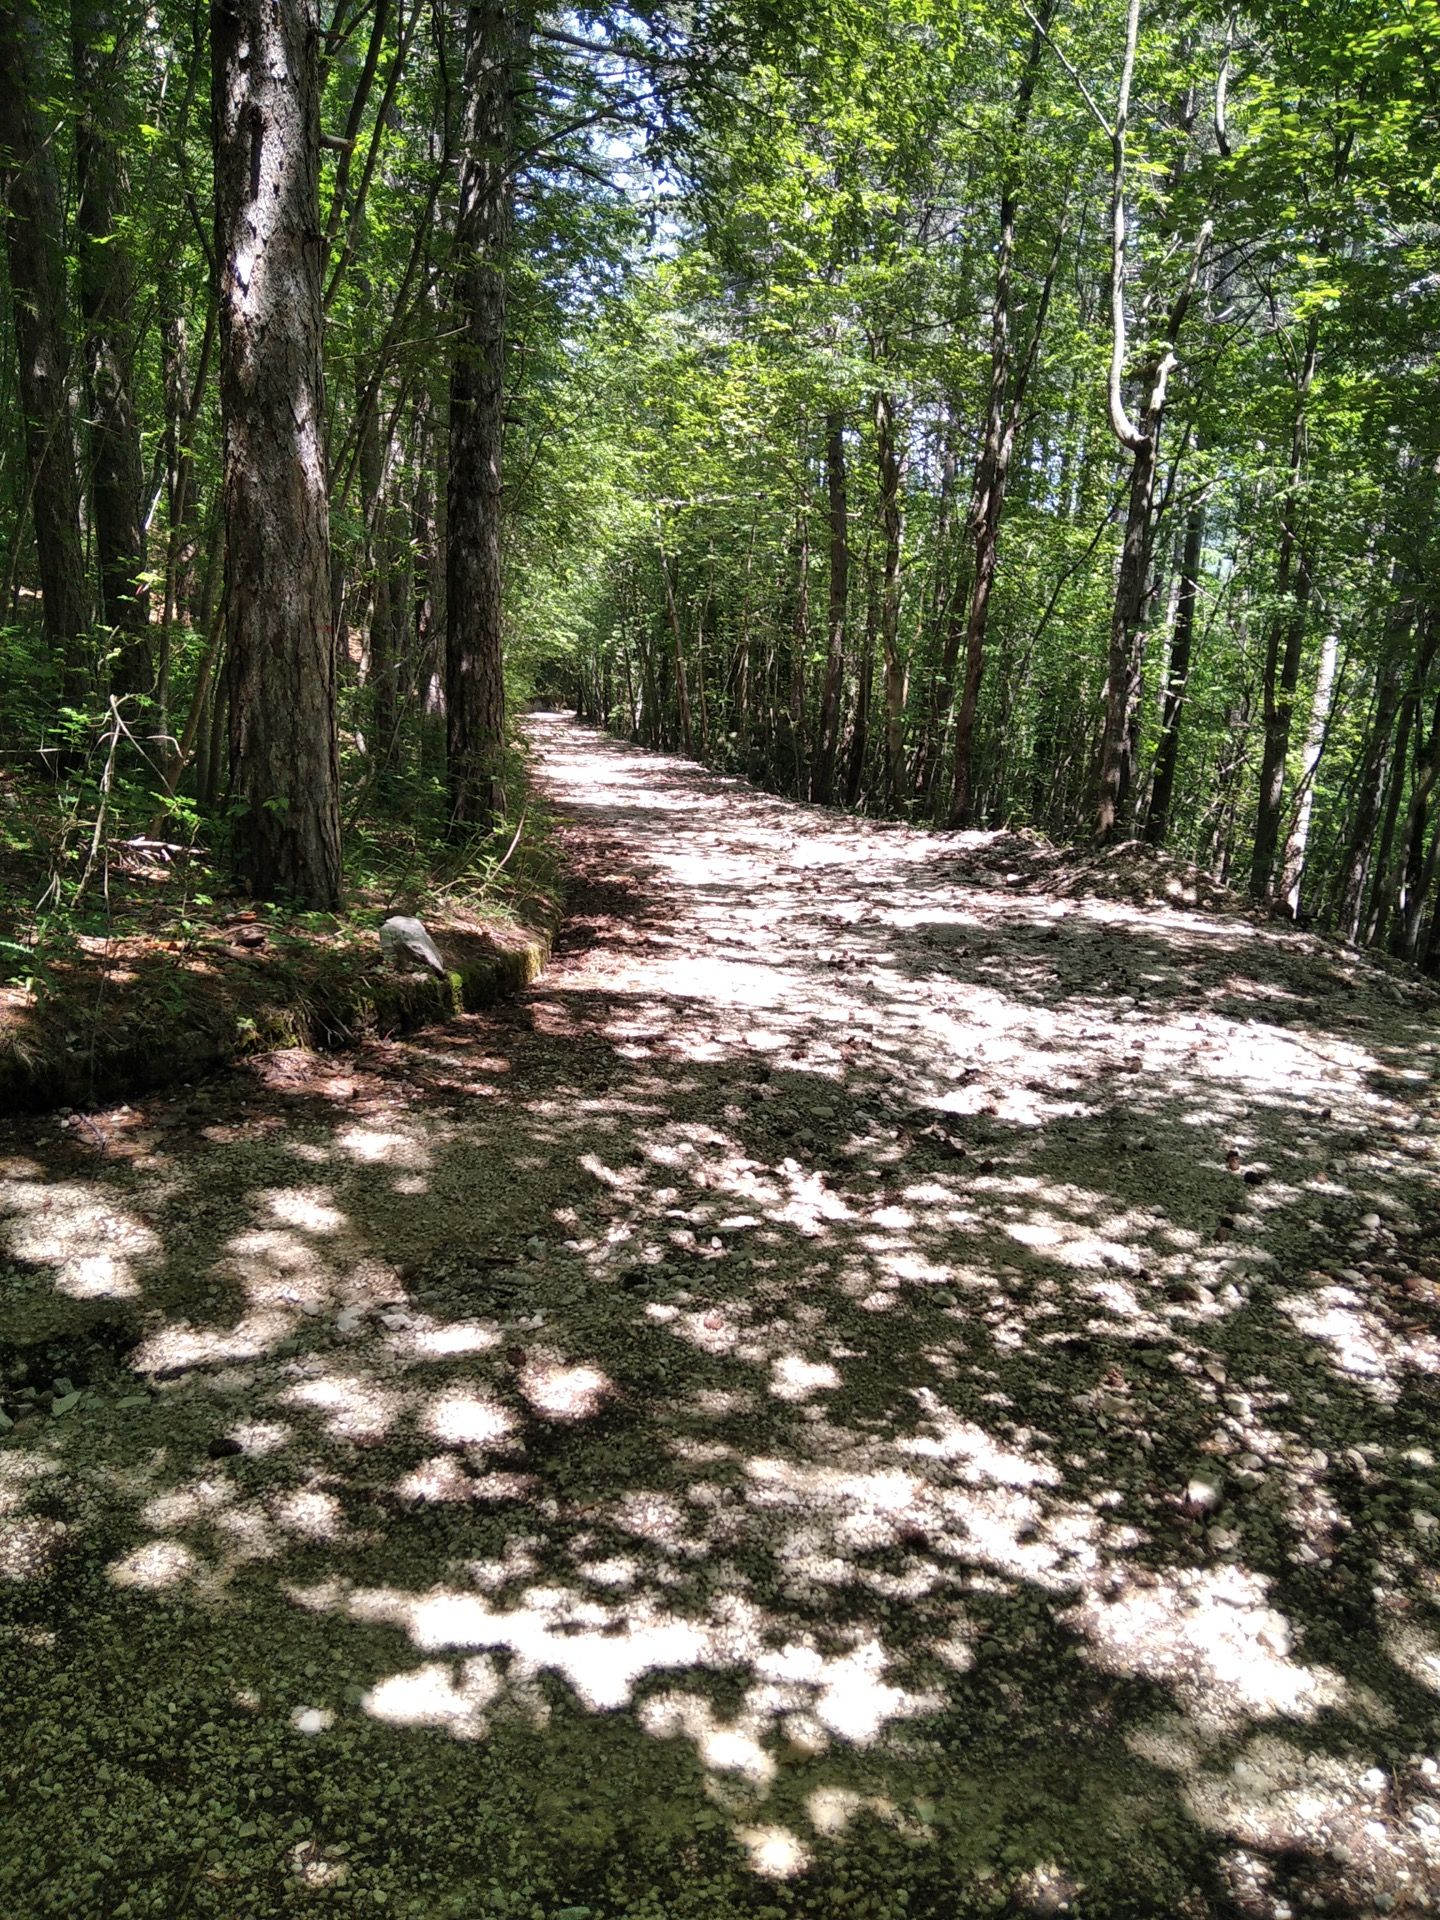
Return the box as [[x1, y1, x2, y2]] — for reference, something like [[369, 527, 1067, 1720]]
[[132, 1307, 291, 1373], [735, 1825, 811, 1877], [1278, 1285, 1430, 1391], [1067, 1563, 1347, 1727], [283, 1370, 401, 1443], [898, 1399, 1062, 1490], [0, 1174, 158, 1298], [423, 1386, 514, 1448], [363, 1657, 499, 1737], [768, 1352, 840, 1401], [640, 1690, 777, 1783], [401, 1319, 501, 1359], [334, 1126, 431, 1168], [519, 1358, 610, 1420], [273, 1488, 346, 1541], [1385, 1620, 1440, 1694], [338, 1582, 721, 1712], [108, 1537, 199, 1590], [0, 1451, 59, 1517], [265, 1186, 346, 1234]]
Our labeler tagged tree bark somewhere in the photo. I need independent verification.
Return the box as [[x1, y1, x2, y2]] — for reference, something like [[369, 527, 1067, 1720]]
[[845, 563, 878, 809], [1279, 625, 1339, 918], [213, 0, 342, 906], [356, 356, 398, 769], [445, 1, 525, 827], [658, 533, 693, 756], [1248, 316, 1320, 897], [0, 0, 91, 707], [948, 2, 1054, 826], [787, 504, 809, 794], [1338, 600, 1410, 939], [873, 391, 907, 807], [811, 411, 849, 804], [72, 0, 152, 697], [1144, 495, 1205, 845], [1093, 0, 1209, 840], [1365, 667, 1423, 944]]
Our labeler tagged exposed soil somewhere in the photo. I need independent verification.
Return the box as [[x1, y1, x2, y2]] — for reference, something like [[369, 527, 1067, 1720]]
[[2, 715, 1439, 1920]]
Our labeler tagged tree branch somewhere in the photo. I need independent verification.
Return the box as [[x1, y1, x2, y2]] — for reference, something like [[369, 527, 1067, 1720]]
[[1107, 0, 1144, 452], [1020, 1, 1112, 137]]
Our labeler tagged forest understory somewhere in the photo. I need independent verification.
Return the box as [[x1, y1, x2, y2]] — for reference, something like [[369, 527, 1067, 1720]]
[[1, 716, 1438, 1920]]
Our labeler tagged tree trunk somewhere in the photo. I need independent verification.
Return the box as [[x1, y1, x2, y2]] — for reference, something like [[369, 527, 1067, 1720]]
[[845, 564, 878, 809], [911, 430, 959, 811], [788, 505, 809, 794], [1096, 419, 1163, 837], [1093, 0, 1208, 841], [159, 294, 216, 638], [0, 0, 91, 707], [1279, 625, 1339, 918], [1338, 603, 1409, 939], [873, 391, 907, 806], [1388, 690, 1440, 960], [72, 0, 152, 697], [356, 360, 398, 770], [446, 1, 525, 826], [1248, 317, 1320, 897], [1249, 539, 1316, 897], [213, 0, 342, 906], [658, 535, 693, 755], [812, 411, 849, 804], [1365, 672, 1422, 944], [1144, 495, 1204, 845], [948, 3, 1053, 827]]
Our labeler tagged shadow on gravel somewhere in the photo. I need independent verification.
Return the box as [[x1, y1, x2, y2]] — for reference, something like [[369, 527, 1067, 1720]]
[[1, 722, 1438, 1920]]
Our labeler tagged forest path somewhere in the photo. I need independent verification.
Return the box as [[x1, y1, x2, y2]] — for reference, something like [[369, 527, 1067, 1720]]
[[3, 716, 1440, 1919]]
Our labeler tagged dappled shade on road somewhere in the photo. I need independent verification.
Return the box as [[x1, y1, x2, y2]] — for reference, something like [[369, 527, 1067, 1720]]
[[2, 717, 1439, 1919]]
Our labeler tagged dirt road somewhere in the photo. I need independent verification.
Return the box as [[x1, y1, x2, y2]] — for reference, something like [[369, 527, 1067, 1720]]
[[3, 716, 1439, 1918]]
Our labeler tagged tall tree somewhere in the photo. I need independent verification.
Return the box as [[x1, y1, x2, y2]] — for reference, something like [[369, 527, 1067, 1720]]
[[1093, 0, 1210, 840], [0, 0, 90, 710], [811, 411, 849, 803], [1247, 316, 1319, 899], [72, 0, 151, 696], [445, 1, 527, 827], [212, 0, 342, 906], [948, 0, 1056, 827]]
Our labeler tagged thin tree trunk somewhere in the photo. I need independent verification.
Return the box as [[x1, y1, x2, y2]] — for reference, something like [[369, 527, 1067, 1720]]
[[446, 0, 525, 826], [873, 391, 907, 806], [845, 561, 878, 809], [1365, 675, 1422, 944], [788, 504, 809, 794], [1338, 604, 1410, 938], [1279, 625, 1339, 918], [356, 355, 397, 769], [1094, 0, 1209, 840], [1144, 495, 1205, 844], [213, 0, 342, 906], [812, 411, 849, 804], [72, 0, 152, 697], [159, 294, 216, 636], [1249, 316, 1320, 896], [1378, 687, 1440, 958], [0, 0, 91, 708], [658, 533, 694, 756], [948, 3, 1054, 826], [912, 429, 959, 810]]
